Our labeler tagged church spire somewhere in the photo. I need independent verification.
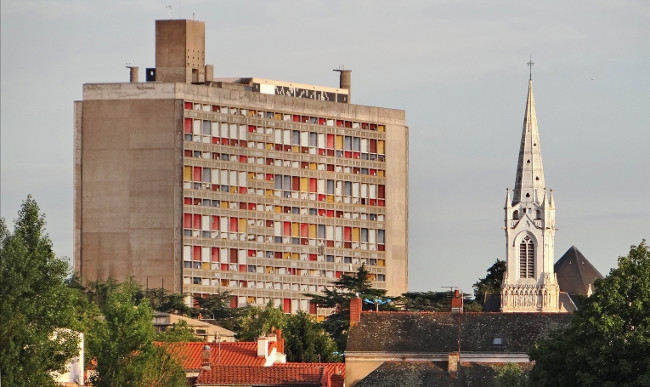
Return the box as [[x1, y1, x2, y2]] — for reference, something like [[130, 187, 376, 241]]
[[512, 78, 546, 205], [501, 73, 559, 313]]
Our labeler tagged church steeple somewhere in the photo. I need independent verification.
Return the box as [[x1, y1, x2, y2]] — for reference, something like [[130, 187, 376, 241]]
[[512, 80, 546, 205], [501, 72, 560, 313]]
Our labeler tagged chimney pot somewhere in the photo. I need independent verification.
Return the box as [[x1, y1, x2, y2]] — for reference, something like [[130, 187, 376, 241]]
[[451, 290, 463, 314], [350, 297, 362, 326], [448, 352, 460, 377]]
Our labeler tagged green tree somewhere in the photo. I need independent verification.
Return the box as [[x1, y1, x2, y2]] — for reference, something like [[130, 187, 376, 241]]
[[284, 311, 341, 363], [155, 319, 202, 342], [307, 265, 395, 351], [494, 363, 528, 387], [529, 240, 650, 386], [236, 300, 288, 341], [195, 290, 234, 319], [0, 196, 81, 386], [473, 259, 506, 305], [144, 287, 196, 317], [87, 278, 186, 386]]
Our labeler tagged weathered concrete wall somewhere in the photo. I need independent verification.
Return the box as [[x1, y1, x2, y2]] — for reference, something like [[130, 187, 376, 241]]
[[385, 124, 409, 296], [78, 81, 409, 300], [345, 359, 385, 386], [77, 98, 183, 292], [155, 20, 205, 83]]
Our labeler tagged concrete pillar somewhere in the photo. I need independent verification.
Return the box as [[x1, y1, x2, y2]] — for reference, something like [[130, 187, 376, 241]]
[[128, 66, 139, 83], [334, 69, 351, 103], [205, 64, 214, 82]]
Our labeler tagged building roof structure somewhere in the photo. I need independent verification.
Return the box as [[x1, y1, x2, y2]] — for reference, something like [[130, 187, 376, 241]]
[[195, 365, 325, 386], [158, 337, 344, 387], [554, 246, 603, 295], [158, 341, 267, 370], [355, 361, 532, 387], [346, 311, 572, 354], [275, 362, 345, 379]]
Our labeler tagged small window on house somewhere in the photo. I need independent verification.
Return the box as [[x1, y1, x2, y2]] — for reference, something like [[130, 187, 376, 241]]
[[493, 337, 503, 345]]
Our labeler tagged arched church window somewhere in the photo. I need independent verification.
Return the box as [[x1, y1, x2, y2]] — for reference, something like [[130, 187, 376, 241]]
[[513, 210, 519, 219], [519, 236, 535, 278]]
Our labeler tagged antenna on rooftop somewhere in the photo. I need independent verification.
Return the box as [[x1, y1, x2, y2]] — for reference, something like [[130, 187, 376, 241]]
[[166, 5, 173, 18]]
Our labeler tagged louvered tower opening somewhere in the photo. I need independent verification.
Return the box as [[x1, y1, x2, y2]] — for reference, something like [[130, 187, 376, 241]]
[[519, 236, 535, 278]]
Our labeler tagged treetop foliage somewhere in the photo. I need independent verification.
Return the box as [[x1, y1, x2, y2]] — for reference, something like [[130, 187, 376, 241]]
[[0, 195, 81, 386], [473, 259, 506, 305], [87, 278, 186, 387], [305, 265, 395, 352], [529, 240, 650, 386], [236, 300, 288, 342], [284, 311, 341, 363]]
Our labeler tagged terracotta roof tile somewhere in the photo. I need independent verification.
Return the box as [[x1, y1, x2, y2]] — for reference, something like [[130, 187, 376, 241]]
[[195, 365, 324, 386], [275, 362, 345, 378], [156, 341, 265, 370]]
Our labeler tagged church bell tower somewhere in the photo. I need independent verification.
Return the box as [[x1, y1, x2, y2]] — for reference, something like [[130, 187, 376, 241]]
[[501, 68, 560, 313]]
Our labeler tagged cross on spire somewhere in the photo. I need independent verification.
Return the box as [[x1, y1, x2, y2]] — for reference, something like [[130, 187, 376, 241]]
[[527, 56, 534, 80]]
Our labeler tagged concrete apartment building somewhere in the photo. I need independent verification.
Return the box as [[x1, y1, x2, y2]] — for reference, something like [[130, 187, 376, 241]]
[[74, 19, 408, 313]]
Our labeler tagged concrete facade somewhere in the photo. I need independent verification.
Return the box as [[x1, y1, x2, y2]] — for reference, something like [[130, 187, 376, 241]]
[[501, 80, 559, 313], [75, 19, 408, 313]]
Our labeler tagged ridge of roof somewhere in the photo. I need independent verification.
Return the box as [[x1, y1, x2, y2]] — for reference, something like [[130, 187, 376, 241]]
[[275, 362, 345, 378], [195, 365, 324, 386]]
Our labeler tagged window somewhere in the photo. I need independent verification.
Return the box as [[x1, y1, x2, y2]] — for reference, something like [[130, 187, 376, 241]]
[[519, 236, 535, 278]]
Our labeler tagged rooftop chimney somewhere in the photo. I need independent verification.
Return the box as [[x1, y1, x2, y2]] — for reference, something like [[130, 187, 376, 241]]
[[127, 66, 139, 83], [350, 296, 362, 327], [201, 345, 211, 370], [275, 329, 284, 354], [451, 290, 463, 314], [257, 335, 269, 357], [333, 68, 351, 103], [448, 352, 459, 377]]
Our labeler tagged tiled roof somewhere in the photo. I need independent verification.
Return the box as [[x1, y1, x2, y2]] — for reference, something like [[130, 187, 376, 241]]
[[156, 341, 265, 370], [347, 312, 572, 353], [355, 362, 449, 387], [195, 365, 324, 386], [275, 362, 345, 378], [356, 361, 533, 387], [555, 245, 603, 295]]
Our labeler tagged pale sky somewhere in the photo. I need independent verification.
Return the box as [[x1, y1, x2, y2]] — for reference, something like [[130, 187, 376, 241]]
[[2, 0, 649, 295]]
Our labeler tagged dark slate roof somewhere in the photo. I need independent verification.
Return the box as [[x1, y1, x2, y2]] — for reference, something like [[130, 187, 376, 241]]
[[554, 246, 603, 295], [347, 312, 572, 353], [355, 361, 530, 387], [354, 362, 449, 387]]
